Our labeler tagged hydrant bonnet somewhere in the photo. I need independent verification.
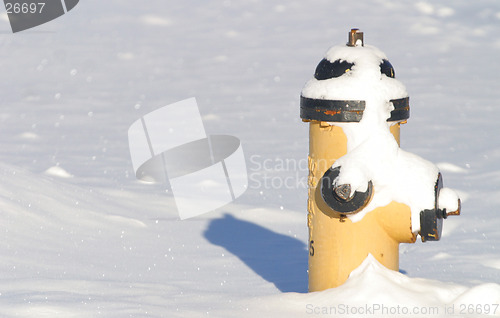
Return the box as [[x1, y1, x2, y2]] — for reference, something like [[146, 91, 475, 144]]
[[300, 30, 410, 123]]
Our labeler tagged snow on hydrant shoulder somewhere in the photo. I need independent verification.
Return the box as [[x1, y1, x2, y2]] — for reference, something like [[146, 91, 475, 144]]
[[301, 28, 460, 237]]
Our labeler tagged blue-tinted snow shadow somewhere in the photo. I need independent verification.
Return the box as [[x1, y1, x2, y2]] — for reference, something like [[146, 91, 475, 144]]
[[204, 214, 308, 293]]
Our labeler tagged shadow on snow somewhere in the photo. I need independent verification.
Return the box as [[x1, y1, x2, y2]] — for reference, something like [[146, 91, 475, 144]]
[[204, 214, 308, 293]]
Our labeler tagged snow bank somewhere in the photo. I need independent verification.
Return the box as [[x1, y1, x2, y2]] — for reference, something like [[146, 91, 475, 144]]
[[227, 255, 500, 318], [44, 165, 74, 178]]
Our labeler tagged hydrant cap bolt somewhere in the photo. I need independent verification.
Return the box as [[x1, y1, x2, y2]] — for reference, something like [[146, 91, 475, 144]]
[[348, 28, 364, 47]]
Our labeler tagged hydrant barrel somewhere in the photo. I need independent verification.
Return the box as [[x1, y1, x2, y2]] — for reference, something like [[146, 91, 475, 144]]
[[306, 122, 415, 291]]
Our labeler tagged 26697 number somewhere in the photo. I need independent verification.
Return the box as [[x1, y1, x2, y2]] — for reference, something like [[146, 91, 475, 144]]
[[5, 2, 46, 14], [459, 304, 499, 315]]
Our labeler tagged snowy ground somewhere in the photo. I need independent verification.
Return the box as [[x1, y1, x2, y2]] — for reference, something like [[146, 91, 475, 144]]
[[0, 0, 500, 317]]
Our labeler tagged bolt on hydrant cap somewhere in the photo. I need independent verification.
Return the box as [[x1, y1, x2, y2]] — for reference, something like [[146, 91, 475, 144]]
[[347, 28, 364, 47]]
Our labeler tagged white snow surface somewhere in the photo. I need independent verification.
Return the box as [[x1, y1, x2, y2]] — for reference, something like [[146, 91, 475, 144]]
[[226, 255, 500, 318], [0, 0, 500, 317]]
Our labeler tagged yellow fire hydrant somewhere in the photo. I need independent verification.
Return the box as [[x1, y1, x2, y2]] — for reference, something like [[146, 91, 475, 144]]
[[301, 29, 460, 292]]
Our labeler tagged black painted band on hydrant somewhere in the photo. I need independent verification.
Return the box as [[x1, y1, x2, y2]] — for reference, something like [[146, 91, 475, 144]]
[[300, 96, 410, 122]]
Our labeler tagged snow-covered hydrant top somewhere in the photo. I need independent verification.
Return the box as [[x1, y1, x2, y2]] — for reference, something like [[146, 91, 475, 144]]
[[300, 29, 460, 235]]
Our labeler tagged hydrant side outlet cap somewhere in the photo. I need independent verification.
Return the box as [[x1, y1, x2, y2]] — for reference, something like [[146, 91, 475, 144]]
[[321, 166, 373, 214]]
